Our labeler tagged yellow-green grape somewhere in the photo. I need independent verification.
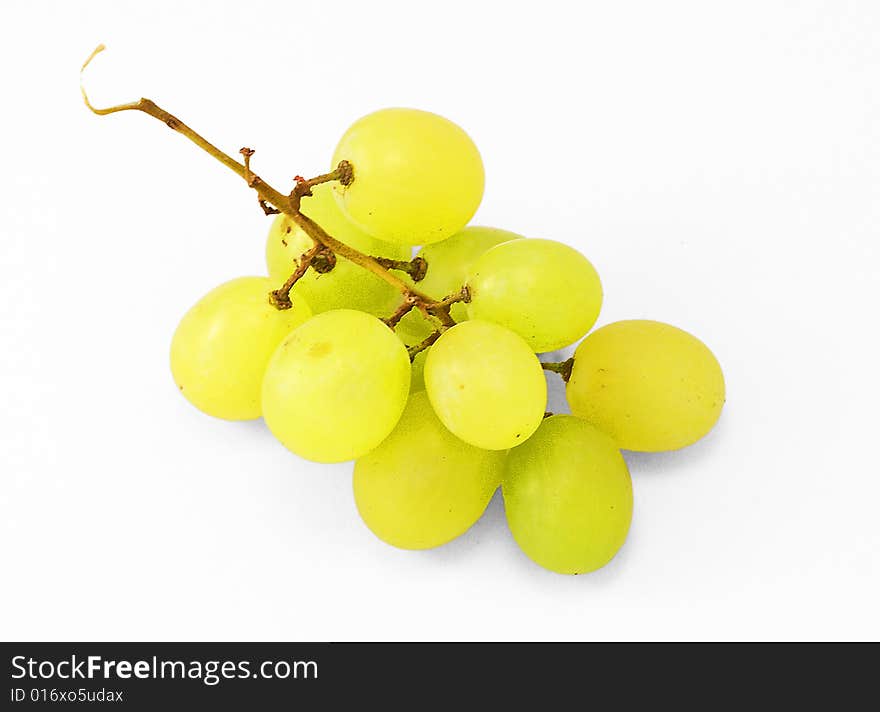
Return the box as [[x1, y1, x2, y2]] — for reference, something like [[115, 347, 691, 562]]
[[170, 277, 311, 420], [394, 308, 436, 349], [567, 320, 725, 451], [415, 226, 524, 321], [391, 306, 435, 391], [331, 108, 484, 245], [265, 183, 409, 316], [410, 349, 428, 392], [503, 415, 633, 575], [262, 310, 411, 463], [353, 391, 505, 549], [424, 320, 546, 450], [466, 239, 603, 352]]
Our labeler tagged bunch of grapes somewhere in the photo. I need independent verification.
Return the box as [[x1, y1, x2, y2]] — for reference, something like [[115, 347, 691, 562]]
[[85, 57, 725, 575]]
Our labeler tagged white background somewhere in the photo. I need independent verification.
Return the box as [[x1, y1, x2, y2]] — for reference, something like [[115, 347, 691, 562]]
[[1, 0, 878, 641]]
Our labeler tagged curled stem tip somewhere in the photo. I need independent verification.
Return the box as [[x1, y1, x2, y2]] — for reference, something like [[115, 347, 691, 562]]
[[81, 45, 462, 325], [80, 44, 144, 117], [80, 44, 106, 114], [82, 43, 106, 72]]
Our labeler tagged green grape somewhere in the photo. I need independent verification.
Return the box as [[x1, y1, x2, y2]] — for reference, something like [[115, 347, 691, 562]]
[[262, 309, 411, 463], [567, 320, 725, 451], [410, 349, 428, 392], [503, 415, 633, 575], [424, 320, 546, 450], [331, 108, 484, 245], [389, 305, 436, 391], [393, 309, 434, 392], [353, 391, 505, 549], [466, 239, 603, 352], [416, 226, 524, 321], [170, 277, 311, 420], [394, 308, 436, 348], [265, 183, 409, 316]]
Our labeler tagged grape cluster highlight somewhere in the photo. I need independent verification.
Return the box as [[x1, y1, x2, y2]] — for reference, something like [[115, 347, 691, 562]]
[[86, 69, 726, 575]]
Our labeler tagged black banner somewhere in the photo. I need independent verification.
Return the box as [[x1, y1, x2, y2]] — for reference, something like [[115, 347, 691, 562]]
[[1, 641, 875, 708]]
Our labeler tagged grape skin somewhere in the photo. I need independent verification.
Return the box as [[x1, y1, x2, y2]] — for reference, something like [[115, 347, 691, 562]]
[[409, 349, 428, 392], [393, 307, 437, 350], [353, 391, 505, 550], [331, 108, 484, 245], [261, 309, 411, 463], [265, 184, 409, 316], [503, 415, 633, 574], [170, 277, 311, 421], [466, 238, 603, 352], [566, 320, 725, 451], [424, 320, 546, 450]]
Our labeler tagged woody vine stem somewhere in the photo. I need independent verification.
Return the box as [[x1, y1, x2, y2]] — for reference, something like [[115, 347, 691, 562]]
[[80, 45, 469, 359]]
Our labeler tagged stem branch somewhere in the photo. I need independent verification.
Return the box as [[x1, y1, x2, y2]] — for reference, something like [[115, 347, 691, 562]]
[[430, 285, 471, 310], [383, 298, 417, 329], [374, 256, 428, 282], [270, 244, 323, 309], [81, 45, 452, 321], [292, 162, 353, 201], [407, 331, 442, 360], [541, 358, 574, 382]]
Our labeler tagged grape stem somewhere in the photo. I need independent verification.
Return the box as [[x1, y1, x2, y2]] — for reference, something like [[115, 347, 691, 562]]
[[269, 244, 326, 309], [383, 298, 417, 329], [407, 331, 442, 360], [292, 163, 354, 197], [373, 256, 428, 282], [541, 358, 574, 382], [80, 45, 459, 331], [383, 283, 468, 335], [432, 285, 471, 309], [400, 283, 483, 357]]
